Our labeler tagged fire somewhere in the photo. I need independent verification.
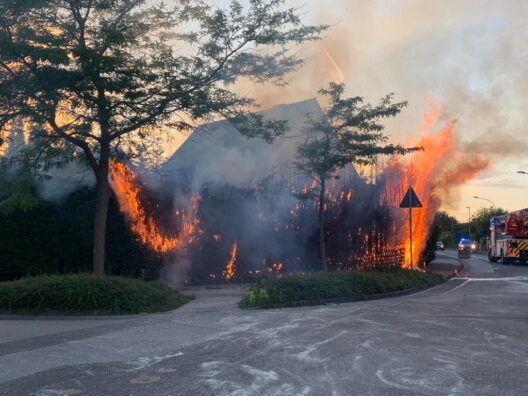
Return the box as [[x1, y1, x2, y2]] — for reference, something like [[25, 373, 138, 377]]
[[223, 241, 238, 280], [322, 48, 344, 84], [109, 159, 201, 253], [384, 103, 490, 267], [107, 101, 488, 280], [267, 261, 283, 274]]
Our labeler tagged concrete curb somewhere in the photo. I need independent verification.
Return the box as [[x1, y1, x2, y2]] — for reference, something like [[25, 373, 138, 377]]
[[427, 254, 464, 277]]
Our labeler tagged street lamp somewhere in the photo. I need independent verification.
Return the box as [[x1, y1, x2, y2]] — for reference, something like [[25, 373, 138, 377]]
[[466, 206, 471, 237], [473, 196, 496, 207]]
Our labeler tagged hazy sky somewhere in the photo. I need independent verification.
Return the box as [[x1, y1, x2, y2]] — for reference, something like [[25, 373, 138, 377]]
[[163, 0, 528, 220]]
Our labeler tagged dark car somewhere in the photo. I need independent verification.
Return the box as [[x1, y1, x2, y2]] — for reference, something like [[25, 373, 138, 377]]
[[436, 241, 445, 251], [458, 239, 472, 259]]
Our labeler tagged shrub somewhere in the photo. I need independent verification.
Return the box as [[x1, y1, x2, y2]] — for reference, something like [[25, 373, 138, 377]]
[[0, 188, 163, 281], [0, 274, 192, 314], [240, 270, 444, 309]]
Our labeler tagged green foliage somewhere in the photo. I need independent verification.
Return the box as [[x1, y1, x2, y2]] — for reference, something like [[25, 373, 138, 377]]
[[295, 83, 418, 182], [432, 211, 459, 248], [240, 270, 445, 308], [423, 218, 440, 264], [0, 187, 163, 281], [0, 0, 328, 166], [423, 211, 459, 263], [0, 138, 41, 214], [0, 274, 192, 314], [471, 207, 508, 242], [0, 0, 327, 273], [0, 176, 39, 215]]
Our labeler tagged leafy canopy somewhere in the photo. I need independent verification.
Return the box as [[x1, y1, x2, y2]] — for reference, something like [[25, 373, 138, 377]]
[[296, 83, 419, 185], [471, 206, 508, 240], [0, 0, 327, 175]]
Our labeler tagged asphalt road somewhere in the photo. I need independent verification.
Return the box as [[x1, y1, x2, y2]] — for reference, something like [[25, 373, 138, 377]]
[[1, 253, 528, 395]]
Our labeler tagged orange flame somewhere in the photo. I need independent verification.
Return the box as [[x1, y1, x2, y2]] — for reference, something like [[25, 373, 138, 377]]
[[109, 160, 200, 253], [223, 241, 238, 280], [322, 48, 344, 84], [266, 261, 283, 274], [384, 103, 490, 267]]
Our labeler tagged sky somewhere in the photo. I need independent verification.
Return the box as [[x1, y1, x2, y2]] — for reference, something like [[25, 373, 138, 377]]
[[162, 0, 528, 220]]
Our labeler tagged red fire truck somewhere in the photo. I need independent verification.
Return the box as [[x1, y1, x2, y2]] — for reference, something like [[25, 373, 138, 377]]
[[488, 209, 528, 264]]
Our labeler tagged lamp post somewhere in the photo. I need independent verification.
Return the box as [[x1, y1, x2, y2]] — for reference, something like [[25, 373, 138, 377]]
[[466, 206, 471, 238], [473, 196, 496, 207]]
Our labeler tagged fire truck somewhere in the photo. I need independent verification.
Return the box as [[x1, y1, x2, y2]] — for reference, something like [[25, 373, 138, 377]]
[[488, 209, 528, 264]]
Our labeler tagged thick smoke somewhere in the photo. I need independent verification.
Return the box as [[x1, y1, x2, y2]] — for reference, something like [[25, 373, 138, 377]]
[[233, 0, 528, 206], [151, 100, 324, 283], [142, 98, 407, 283]]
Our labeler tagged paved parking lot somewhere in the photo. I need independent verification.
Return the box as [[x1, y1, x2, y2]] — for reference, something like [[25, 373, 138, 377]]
[[1, 252, 528, 395]]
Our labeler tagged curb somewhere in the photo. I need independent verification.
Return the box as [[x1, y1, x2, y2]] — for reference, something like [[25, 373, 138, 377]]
[[428, 255, 464, 278]]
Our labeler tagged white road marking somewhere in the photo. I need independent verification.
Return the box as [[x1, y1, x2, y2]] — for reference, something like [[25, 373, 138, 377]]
[[453, 276, 528, 282], [125, 352, 184, 371], [444, 279, 470, 294], [442, 276, 528, 294]]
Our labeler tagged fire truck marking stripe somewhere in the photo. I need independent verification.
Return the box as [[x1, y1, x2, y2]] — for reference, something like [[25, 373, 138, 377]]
[[509, 240, 528, 256]]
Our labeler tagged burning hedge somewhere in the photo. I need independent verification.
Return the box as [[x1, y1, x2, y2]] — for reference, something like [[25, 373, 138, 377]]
[[107, 100, 489, 284]]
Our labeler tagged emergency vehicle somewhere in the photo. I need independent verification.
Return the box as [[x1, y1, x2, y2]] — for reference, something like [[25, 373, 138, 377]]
[[488, 209, 528, 264]]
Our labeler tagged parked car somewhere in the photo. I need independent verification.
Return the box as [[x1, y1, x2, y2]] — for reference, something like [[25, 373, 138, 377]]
[[458, 239, 472, 259], [436, 241, 445, 251]]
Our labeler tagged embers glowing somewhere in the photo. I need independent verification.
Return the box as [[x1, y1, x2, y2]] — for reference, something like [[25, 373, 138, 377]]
[[222, 241, 238, 280]]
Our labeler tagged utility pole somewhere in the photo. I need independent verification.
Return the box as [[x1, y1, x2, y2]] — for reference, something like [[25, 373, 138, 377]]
[[467, 206, 471, 238]]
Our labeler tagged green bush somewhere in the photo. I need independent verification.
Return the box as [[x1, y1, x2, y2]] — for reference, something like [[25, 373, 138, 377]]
[[0, 274, 192, 314], [240, 270, 444, 309], [0, 188, 163, 281]]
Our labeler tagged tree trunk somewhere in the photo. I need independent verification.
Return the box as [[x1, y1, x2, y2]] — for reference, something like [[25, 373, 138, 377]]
[[318, 178, 327, 272], [92, 155, 110, 276]]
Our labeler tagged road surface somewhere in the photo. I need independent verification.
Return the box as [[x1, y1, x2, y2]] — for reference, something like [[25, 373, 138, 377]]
[[1, 253, 528, 395]]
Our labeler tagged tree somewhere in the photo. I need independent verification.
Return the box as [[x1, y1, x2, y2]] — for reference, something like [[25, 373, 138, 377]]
[[0, 0, 327, 274], [471, 207, 508, 243], [422, 211, 459, 264], [295, 83, 419, 271], [433, 211, 459, 248]]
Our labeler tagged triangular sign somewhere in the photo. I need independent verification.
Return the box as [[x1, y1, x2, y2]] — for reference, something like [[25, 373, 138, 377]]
[[399, 187, 423, 208]]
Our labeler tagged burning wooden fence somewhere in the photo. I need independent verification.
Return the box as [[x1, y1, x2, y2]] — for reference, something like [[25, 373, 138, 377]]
[[110, 160, 407, 284]]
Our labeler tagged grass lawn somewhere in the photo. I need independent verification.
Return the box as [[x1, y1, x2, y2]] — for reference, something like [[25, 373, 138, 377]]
[[0, 274, 192, 315], [240, 270, 445, 309]]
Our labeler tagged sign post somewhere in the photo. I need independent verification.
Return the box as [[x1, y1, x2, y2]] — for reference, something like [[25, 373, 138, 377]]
[[399, 187, 423, 268]]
